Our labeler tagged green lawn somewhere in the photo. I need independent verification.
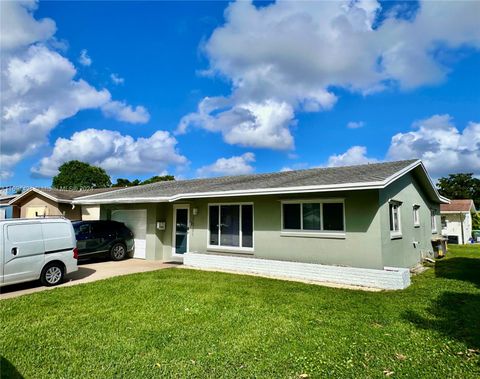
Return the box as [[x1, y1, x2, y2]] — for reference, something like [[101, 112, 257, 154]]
[[1, 245, 479, 378]]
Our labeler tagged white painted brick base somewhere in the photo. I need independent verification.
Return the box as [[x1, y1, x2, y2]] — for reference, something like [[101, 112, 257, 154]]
[[184, 253, 411, 290]]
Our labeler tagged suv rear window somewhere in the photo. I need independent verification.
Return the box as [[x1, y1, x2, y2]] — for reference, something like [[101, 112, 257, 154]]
[[91, 221, 123, 234]]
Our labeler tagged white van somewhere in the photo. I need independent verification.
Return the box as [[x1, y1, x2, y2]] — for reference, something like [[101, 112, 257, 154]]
[[0, 218, 78, 287]]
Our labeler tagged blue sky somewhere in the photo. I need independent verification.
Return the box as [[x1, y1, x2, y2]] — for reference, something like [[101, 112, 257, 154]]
[[1, 0, 479, 187]]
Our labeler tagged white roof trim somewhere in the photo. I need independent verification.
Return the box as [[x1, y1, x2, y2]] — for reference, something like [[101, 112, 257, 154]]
[[414, 162, 450, 204], [8, 188, 72, 205]]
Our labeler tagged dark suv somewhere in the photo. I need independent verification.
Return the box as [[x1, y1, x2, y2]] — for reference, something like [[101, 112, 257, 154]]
[[72, 220, 134, 261]]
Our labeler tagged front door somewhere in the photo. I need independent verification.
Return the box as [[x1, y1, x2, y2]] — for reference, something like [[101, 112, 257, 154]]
[[173, 206, 189, 255]]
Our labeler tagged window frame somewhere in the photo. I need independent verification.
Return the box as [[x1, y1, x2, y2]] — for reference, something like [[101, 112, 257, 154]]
[[431, 209, 437, 233], [207, 202, 254, 253], [389, 200, 402, 239], [413, 205, 420, 228], [280, 199, 346, 239]]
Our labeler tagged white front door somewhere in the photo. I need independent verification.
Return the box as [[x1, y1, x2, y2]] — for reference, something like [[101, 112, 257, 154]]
[[111, 209, 147, 259], [172, 205, 189, 255]]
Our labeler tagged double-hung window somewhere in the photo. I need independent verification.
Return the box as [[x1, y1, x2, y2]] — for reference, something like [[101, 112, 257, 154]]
[[281, 200, 345, 238], [208, 204, 253, 251], [413, 205, 420, 227], [389, 200, 402, 238]]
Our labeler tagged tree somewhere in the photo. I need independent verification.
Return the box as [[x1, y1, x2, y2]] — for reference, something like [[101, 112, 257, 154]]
[[112, 175, 174, 187], [112, 178, 140, 187], [52, 161, 111, 189], [473, 212, 480, 230], [437, 173, 480, 209], [141, 175, 175, 185]]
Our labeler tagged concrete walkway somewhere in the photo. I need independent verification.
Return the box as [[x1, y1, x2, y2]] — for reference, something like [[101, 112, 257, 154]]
[[1, 258, 176, 300]]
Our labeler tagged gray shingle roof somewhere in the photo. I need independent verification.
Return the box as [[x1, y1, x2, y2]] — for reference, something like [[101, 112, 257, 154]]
[[39, 188, 117, 201], [76, 159, 419, 202], [9, 188, 117, 205]]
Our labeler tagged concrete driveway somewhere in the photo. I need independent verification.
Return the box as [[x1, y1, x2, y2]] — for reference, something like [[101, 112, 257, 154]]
[[0, 258, 177, 300]]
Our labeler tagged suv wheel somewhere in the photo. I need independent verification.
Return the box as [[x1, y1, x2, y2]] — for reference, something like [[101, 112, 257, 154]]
[[41, 263, 64, 286], [110, 243, 127, 261]]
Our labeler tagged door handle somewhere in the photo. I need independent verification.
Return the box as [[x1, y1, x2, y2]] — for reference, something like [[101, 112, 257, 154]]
[[11, 247, 18, 256]]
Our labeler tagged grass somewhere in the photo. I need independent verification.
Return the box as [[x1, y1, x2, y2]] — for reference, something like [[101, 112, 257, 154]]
[[1, 245, 479, 378]]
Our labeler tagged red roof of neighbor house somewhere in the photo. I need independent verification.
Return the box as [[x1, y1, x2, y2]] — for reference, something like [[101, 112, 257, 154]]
[[440, 199, 476, 213]]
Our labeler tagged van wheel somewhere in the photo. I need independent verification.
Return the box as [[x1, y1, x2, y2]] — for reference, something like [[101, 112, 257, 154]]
[[41, 263, 64, 286], [110, 243, 127, 261]]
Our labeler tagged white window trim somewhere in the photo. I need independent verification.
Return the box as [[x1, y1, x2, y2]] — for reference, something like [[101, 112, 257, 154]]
[[389, 201, 402, 239], [413, 205, 420, 228], [207, 202, 254, 253], [431, 209, 437, 234], [280, 199, 346, 238]]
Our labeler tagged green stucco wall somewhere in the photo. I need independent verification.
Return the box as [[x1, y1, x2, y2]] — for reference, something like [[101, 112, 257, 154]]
[[173, 190, 384, 269], [379, 173, 440, 268]]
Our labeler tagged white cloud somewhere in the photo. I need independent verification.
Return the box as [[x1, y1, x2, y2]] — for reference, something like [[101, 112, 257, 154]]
[[321, 114, 480, 177], [180, 0, 480, 150], [347, 121, 365, 129], [110, 73, 125, 85], [179, 98, 295, 150], [387, 115, 480, 178], [0, 0, 55, 51], [32, 129, 187, 177], [101, 101, 150, 124], [197, 152, 255, 177], [78, 49, 92, 66], [0, 1, 150, 178], [327, 146, 378, 167]]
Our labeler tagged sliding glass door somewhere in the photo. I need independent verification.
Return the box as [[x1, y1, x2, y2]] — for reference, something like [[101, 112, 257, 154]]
[[209, 204, 253, 250]]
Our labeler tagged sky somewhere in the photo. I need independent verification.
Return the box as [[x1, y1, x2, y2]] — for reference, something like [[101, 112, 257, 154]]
[[1, 0, 479, 188]]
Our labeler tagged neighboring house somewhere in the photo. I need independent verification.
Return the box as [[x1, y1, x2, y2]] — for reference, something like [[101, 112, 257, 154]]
[[72, 159, 448, 286], [0, 195, 19, 219], [440, 199, 477, 244], [8, 188, 116, 220]]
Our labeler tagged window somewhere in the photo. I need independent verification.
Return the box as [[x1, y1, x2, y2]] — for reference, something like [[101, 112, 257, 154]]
[[281, 200, 345, 236], [441, 216, 447, 229], [431, 209, 437, 233], [413, 205, 420, 227], [208, 204, 253, 250], [389, 201, 402, 238]]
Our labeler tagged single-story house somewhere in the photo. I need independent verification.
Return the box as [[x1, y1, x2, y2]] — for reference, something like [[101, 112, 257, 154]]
[[8, 188, 116, 220], [73, 159, 448, 289], [441, 199, 477, 244], [0, 195, 19, 219]]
